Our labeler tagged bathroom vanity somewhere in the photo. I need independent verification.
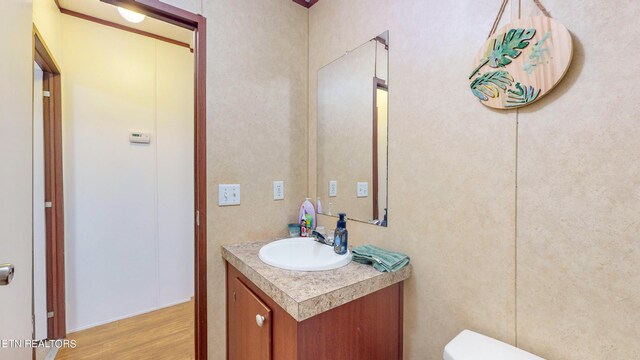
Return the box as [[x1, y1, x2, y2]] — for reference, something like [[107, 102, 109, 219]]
[[223, 241, 411, 360]]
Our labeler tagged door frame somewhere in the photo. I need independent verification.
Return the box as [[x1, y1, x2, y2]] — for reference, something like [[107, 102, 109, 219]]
[[372, 77, 387, 221], [99, 2, 209, 359], [42, 0, 209, 358], [96, 0, 207, 360], [33, 26, 66, 341]]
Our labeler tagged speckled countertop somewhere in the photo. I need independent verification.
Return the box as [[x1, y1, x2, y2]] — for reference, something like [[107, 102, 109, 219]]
[[221, 240, 412, 322]]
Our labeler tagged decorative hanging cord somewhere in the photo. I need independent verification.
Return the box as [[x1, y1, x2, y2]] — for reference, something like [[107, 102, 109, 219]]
[[487, 0, 509, 39], [533, 0, 552, 18], [487, 0, 552, 39]]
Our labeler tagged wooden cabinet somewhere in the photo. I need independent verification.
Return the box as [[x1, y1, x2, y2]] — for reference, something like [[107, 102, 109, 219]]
[[226, 263, 404, 360], [229, 278, 272, 360]]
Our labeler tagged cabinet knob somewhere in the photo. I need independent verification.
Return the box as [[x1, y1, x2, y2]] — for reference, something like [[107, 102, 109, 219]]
[[256, 314, 265, 327]]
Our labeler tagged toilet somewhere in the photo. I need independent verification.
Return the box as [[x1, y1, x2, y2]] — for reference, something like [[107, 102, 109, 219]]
[[444, 330, 544, 360]]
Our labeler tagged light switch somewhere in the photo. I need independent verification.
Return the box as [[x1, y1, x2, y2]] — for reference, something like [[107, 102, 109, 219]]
[[218, 184, 240, 206], [357, 182, 368, 198], [273, 181, 284, 200], [329, 180, 337, 197]]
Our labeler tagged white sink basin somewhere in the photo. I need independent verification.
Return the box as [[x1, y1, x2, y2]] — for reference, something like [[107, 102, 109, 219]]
[[258, 237, 352, 271]]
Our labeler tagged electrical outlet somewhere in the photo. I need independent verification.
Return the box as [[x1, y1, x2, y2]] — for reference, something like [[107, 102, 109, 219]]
[[329, 180, 337, 197], [357, 182, 368, 197], [218, 184, 241, 206], [273, 181, 284, 200]]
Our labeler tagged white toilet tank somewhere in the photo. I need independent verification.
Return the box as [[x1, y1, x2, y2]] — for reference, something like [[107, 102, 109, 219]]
[[444, 330, 545, 360]]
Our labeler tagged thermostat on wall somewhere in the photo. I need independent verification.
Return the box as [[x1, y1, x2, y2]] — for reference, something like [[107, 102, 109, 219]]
[[129, 131, 151, 144]]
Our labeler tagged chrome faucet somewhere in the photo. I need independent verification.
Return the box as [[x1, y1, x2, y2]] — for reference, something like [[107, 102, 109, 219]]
[[311, 230, 333, 246]]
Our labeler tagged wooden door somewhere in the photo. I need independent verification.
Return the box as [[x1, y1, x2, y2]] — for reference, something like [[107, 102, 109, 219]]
[[230, 278, 272, 360]]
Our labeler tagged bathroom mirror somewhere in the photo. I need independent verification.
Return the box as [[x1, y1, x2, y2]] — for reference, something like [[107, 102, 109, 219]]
[[317, 31, 389, 227]]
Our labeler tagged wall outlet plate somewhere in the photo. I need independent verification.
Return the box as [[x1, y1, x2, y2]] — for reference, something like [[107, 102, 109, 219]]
[[219, 184, 241, 206], [273, 181, 284, 200], [357, 182, 368, 198], [329, 180, 337, 197]]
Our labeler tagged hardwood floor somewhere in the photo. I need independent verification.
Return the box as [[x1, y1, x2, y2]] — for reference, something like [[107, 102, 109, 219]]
[[56, 300, 194, 360]]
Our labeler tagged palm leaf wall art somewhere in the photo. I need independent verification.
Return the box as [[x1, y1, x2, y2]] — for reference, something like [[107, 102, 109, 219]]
[[470, 71, 514, 101], [469, 28, 536, 79], [523, 31, 551, 74], [505, 83, 541, 107], [468, 16, 574, 110]]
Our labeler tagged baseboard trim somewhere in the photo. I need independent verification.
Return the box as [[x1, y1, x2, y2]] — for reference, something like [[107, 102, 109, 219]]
[[46, 347, 59, 360]]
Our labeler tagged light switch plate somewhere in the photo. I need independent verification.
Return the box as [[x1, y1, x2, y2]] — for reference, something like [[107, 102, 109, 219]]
[[357, 182, 368, 198], [329, 180, 337, 197], [273, 181, 284, 200], [219, 184, 240, 206], [129, 131, 151, 144]]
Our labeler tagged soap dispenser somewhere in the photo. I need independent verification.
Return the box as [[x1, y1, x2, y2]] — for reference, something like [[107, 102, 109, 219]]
[[333, 213, 348, 255], [381, 208, 388, 227]]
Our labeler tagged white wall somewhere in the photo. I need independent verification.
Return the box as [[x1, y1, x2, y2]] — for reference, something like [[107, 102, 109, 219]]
[[61, 15, 194, 332], [33, 0, 62, 62], [156, 40, 196, 304]]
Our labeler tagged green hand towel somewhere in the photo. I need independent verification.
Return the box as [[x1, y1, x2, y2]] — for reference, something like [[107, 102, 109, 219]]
[[352, 244, 410, 272]]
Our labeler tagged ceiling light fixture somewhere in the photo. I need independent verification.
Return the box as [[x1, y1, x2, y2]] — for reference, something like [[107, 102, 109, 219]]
[[117, 7, 146, 23]]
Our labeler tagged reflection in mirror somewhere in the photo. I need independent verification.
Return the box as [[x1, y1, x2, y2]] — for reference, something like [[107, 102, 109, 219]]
[[317, 31, 389, 227]]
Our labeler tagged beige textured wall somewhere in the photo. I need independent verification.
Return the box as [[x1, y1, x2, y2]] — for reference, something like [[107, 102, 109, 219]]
[[515, 1, 640, 359], [202, 1, 308, 359], [310, 0, 640, 359], [311, 1, 518, 359], [317, 40, 376, 222]]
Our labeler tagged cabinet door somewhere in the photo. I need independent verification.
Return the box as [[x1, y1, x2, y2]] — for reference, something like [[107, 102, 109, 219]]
[[230, 278, 272, 360]]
